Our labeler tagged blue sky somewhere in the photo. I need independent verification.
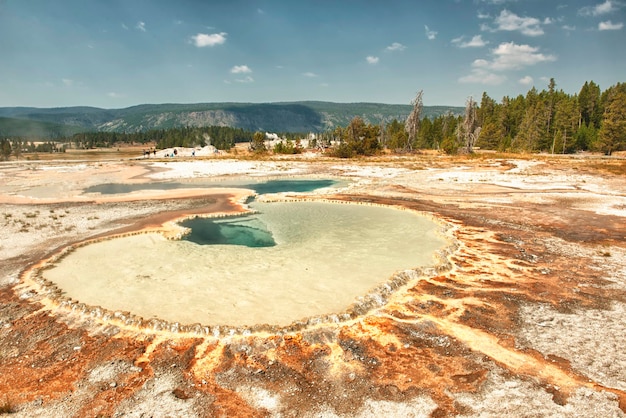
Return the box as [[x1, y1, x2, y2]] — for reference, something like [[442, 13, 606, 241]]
[[0, 0, 624, 108]]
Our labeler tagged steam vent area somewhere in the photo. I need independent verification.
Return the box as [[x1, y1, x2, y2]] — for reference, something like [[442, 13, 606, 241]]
[[1, 156, 625, 417]]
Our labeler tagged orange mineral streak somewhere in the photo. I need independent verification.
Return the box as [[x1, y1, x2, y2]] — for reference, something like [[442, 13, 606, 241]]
[[2, 158, 626, 416]]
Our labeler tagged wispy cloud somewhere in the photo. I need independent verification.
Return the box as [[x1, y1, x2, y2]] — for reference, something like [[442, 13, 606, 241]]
[[231, 65, 252, 74], [235, 76, 254, 83], [121, 23, 129, 30], [425, 25, 437, 40], [136, 21, 146, 32], [302, 72, 318, 77], [518, 75, 534, 85], [459, 69, 507, 85], [489, 10, 545, 36], [479, 0, 518, 4], [562, 24, 576, 31], [366, 56, 379, 64], [452, 35, 488, 48], [599, 20, 623, 30], [62, 78, 74, 87], [191, 32, 227, 47], [386, 42, 406, 51], [579, 0, 619, 16], [107, 92, 125, 98]]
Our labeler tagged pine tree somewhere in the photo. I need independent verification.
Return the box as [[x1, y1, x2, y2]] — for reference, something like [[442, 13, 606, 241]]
[[0, 139, 11, 161], [579, 81, 602, 128], [514, 103, 546, 152], [251, 131, 267, 153], [597, 86, 626, 155], [551, 95, 579, 154]]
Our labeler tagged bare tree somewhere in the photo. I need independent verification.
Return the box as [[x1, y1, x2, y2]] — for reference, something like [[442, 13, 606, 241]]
[[405, 90, 423, 151], [462, 96, 480, 153]]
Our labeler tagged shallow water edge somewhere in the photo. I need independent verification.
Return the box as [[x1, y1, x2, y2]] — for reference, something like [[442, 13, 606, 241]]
[[20, 197, 459, 337]]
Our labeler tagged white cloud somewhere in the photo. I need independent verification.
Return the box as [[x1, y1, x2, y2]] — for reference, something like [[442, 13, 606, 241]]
[[386, 42, 406, 51], [62, 78, 74, 87], [493, 9, 544, 36], [425, 25, 437, 40], [452, 35, 464, 44], [599, 20, 623, 30], [462, 42, 555, 85], [579, 0, 618, 16], [107, 92, 125, 98], [191, 32, 227, 47], [459, 69, 507, 85], [562, 25, 576, 31], [453, 35, 488, 48], [302, 72, 318, 77], [478, 12, 491, 19], [231, 65, 252, 74], [235, 76, 254, 83], [136, 21, 146, 32], [479, 42, 557, 71], [480, 0, 517, 4], [519, 75, 534, 85], [366, 56, 379, 64], [121, 23, 129, 30]]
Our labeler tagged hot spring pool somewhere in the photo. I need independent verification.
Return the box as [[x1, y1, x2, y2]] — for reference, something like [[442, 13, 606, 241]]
[[42, 201, 445, 327], [83, 179, 340, 195]]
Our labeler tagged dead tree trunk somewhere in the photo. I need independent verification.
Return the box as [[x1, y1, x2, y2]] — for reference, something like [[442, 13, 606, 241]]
[[463, 96, 480, 153], [405, 90, 423, 152]]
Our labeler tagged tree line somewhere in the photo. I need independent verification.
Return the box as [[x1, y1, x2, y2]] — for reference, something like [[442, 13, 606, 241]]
[[321, 80, 625, 157], [67, 126, 256, 150], [1, 79, 624, 161], [475, 79, 625, 155]]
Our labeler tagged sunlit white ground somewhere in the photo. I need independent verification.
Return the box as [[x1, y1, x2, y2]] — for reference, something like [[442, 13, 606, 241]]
[[43, 201, 445, 326]]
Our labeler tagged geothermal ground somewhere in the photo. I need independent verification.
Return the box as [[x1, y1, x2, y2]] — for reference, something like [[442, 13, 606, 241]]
[[0, 152, 625, 417]]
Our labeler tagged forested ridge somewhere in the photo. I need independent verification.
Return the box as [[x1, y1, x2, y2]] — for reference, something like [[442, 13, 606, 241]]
[[474, 80, 625, 155], [312, 80, 625, 157], [323, 79, 626, 157], [1, 79, 625, 160]]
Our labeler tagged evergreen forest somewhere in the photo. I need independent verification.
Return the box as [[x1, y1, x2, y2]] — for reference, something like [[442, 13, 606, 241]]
[[1, 79, 625, 160]]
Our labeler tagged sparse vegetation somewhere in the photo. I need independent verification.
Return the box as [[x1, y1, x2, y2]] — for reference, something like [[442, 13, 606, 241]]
[[0, 396, 15, 414]]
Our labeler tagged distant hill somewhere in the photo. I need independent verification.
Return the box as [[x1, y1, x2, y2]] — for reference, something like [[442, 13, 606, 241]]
[[0, 102, 464, 138], [0, 116, 83, 139]]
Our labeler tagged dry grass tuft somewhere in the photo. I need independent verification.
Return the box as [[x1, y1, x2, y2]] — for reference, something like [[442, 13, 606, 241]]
[[0, 396, 15, 414]]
